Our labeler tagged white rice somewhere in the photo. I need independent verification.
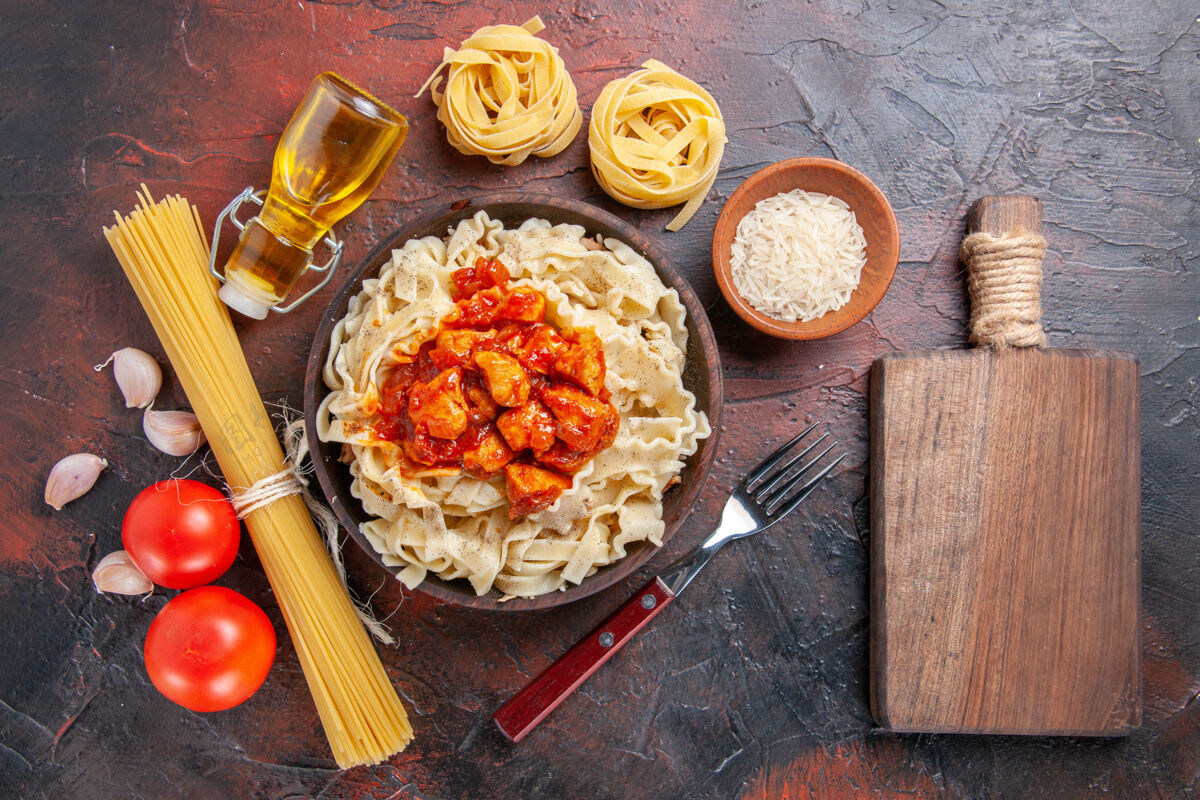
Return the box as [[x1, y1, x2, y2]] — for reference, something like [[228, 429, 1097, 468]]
[[729, 189, 868, 323]]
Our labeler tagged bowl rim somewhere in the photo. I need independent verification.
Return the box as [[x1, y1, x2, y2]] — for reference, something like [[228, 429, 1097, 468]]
[[302, 191, 723, 611], [712, 156, 900, 340]]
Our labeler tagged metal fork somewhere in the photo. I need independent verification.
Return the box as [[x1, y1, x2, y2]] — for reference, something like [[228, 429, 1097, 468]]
[[493, 425, 845, 742]]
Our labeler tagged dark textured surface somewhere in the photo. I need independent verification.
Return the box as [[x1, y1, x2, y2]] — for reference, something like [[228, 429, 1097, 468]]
[[1, 1, 1197, 798]]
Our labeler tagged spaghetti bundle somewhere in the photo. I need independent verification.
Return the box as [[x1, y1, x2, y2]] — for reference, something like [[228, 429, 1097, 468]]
[[588, 60, 726, 231], [418, 16, 582, 166], [104, 188, 412, 768]]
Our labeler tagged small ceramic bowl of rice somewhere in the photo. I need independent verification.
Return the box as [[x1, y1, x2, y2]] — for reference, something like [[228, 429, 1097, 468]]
[[712, 157, 899, 340]]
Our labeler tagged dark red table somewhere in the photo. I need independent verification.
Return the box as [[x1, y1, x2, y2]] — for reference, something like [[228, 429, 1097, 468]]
[[3, 2, 1198, 798]]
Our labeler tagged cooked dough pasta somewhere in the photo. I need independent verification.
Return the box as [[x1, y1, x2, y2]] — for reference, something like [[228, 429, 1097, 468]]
[[318, 212, 710, 598], [589, 60, 726, 231], [418, 17, 582, 166]]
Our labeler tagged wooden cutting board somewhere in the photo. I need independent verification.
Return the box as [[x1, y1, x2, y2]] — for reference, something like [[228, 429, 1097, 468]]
[[869, 195, 1142, 735]]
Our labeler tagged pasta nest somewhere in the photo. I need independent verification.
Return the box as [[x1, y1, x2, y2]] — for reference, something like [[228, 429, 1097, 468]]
[[588, 60, 727, 231], [418, 17, 582, 166]]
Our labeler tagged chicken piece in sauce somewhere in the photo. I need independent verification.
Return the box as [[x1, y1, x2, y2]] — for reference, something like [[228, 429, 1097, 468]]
[[462, 429, 516, 476], [541, 383, 620, 452], [536, 440, 598, 475], [515, 323, 569, 374], [474, 351, 532, 407], [431, 329, 496, 369], [463, 372, 501, 423], [495, 285, 545, 323], [452, 257, 509, 298], [552, 328, 606, 396], [407, 367, 468, 440], [496, 399, 557, 454], [504, 462, 572, 518]]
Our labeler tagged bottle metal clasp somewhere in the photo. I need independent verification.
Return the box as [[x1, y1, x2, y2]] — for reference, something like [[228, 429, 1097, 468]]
[[207, 186, 344, 314]]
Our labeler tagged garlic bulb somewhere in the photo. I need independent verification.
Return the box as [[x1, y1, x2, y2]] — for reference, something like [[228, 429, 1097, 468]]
[[111, 347, 162, 408], [92, 550, 154, 595], [45, 453, 108, 510], [143, 409, 206, 456]]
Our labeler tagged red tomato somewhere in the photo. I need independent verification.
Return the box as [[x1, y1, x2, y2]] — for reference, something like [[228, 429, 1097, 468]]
[[122, 479, 240, 589], [144, 586, 276, 712]]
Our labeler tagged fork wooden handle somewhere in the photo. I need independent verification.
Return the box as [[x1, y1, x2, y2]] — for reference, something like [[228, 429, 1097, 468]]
[[493, 576, 676, 743]]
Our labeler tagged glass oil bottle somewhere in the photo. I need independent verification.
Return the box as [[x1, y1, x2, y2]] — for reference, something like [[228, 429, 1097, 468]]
[[218, 72, 408, 319]]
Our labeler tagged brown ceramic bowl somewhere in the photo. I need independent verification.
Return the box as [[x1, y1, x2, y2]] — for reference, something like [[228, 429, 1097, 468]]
[[712, 157, 900, 340], [303, 193, 722, 611]]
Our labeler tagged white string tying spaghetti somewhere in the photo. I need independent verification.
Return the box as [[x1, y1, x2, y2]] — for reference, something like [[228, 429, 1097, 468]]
[[230, 416, 395, 645]]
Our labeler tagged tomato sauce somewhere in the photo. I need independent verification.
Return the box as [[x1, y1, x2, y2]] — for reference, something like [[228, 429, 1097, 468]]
[[374, 257, 619, 518]]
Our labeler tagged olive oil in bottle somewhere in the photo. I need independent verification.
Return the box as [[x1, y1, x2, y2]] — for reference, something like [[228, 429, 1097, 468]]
[[219, 72, 408, 318]]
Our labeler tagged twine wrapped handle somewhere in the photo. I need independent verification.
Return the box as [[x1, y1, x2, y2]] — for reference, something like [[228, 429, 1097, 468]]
[[959, 194, 1048, 349]]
